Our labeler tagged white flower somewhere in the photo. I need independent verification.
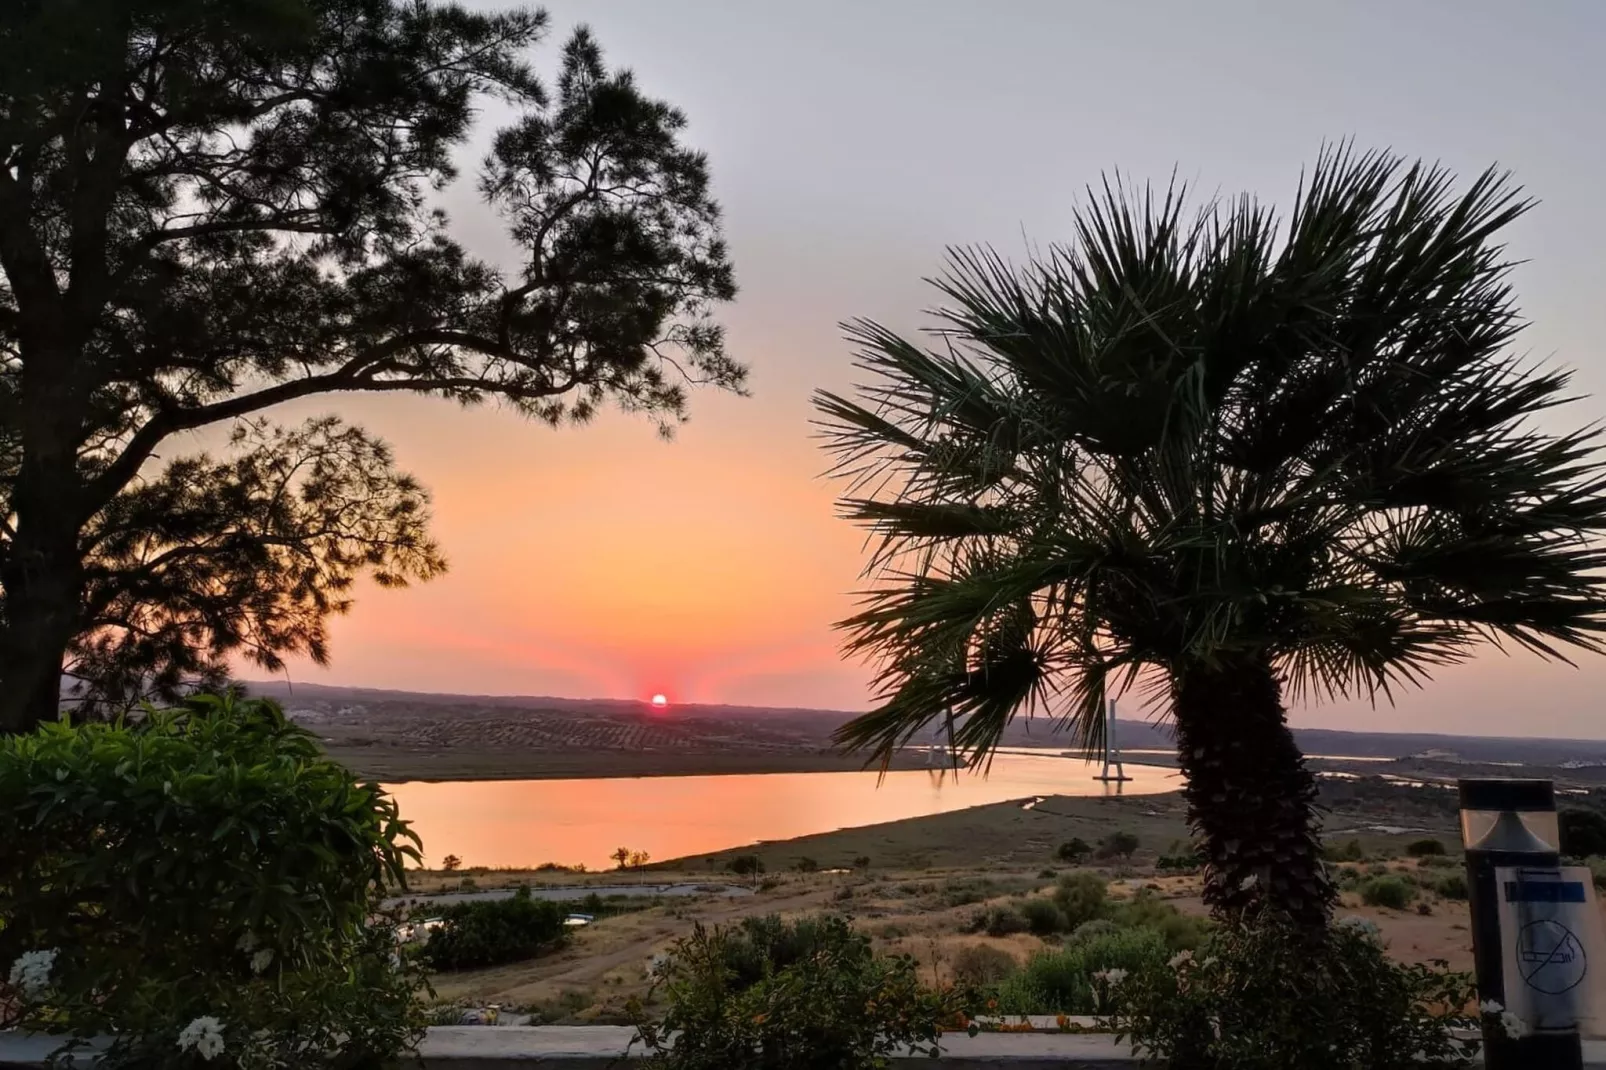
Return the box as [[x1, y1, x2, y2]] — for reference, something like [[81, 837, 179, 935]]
[[1479, 999, 1504, 1016], [1093, 968, 1128, 985], [176, 1016, 226, 1062], [7, 949, 58, 1001], [1239, 873, 1259, 891], [1500, 1011, 1529, 1040], [250, 948, 274, 974], [1168, 950, 1193, 969], [235, 932, 258, 953], [646, 953, 670, 980]]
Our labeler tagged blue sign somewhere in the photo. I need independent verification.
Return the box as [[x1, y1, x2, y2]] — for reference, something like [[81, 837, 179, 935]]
[[1504, 880, 1588, 904]]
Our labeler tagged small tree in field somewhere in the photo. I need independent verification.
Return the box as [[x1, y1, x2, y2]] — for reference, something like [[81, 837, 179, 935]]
[[613, 847, 633, 871], [1096, 831, 1140, 862], [441, 855, 463, 873], [1056, 838, 1093, 864], [729, 855, 764, 886], [0, 1, 742, 731]]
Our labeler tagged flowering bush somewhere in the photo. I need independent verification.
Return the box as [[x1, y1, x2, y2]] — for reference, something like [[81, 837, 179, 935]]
[[1104, 916, 1479, 1069], [0, 694, 427, 1068], [630, 914, 962, 1070]]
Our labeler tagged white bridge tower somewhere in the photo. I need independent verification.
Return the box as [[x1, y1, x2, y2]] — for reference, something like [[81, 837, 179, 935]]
[[1094, 698, 1131, 783]]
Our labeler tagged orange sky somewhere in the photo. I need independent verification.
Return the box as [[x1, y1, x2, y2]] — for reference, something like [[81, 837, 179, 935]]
[[249, 1, 1606, 739]]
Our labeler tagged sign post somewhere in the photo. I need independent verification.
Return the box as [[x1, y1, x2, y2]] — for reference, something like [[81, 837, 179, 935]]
[[1460, 778, 1584, 1069]]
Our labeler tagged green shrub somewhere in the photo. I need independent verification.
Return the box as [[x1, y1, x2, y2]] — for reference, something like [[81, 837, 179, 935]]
[[631, 915, 957, 1069], [792, 857, 818, 873], [1404, 838, 1445, 857], [993, 928, 1169, 1014], [1322, 839, 1365, 862], [1359, 875, 1416, 910], [714, 915, 848, 988], [1056, 838, 1093, 863], [1019, 898, 1069, 936], [1560, 808, 1606, 858], [1095, 831, 1140, 861], [968, 904, 1027, 937], [950, 943, 1018, 986], [1107, 918, 1478, 1069], [1070, 919, 1120, 942], [1434, 873, 1469, 901], [0, 695, 425, 1068], [1052, 873, 1109, 929], [1156, 852, 1203, 873], [1417, 854, 1456, 869], [1110, 891, 1211, 951], [420, 888, 567, 971], [942, 885, 986, 908]]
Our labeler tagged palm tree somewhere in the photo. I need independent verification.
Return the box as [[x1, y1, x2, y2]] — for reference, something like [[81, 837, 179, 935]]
[[815, 148, 1606, 932]]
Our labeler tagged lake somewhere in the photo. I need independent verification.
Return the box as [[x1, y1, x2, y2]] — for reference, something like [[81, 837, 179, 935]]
[[384, 751, 1180, 870]]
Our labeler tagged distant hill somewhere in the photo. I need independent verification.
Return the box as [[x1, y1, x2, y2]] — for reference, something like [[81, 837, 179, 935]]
[[244, 680, 1606, 767]]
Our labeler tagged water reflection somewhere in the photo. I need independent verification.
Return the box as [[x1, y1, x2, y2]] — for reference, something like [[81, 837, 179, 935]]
[[384, 752, 1179, 870]]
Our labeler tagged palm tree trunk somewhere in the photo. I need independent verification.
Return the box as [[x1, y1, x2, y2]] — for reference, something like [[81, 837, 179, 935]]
[[1171, 660, 1333, 933]]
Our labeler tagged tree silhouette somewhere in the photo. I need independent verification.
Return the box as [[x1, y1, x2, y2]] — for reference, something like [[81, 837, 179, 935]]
[[0, 1, 741, 730], [611, 847, 632, 871], [817, 149, 1606, 931], [1096, 832, 1139, 862], [441, 854, 463, 873], [728, 854, 764, 887], [1056, 839, 1092, 865]]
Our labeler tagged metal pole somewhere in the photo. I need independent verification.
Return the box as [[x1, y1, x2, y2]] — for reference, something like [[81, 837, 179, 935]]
[[1459, 778, 1583, 1070]]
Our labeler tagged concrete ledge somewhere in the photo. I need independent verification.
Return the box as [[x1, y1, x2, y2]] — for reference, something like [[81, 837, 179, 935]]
[[409, 1027, 1143, 1068], [9, 1025, 1606, 1068]]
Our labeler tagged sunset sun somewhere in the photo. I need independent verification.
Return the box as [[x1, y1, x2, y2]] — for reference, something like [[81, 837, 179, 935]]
[[650, 694, 668, 709]]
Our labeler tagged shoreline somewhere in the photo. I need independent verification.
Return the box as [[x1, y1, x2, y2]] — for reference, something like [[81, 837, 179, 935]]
[[329, 745, 940, 784]]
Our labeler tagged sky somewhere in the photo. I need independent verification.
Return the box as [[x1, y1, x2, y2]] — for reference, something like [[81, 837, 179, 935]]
[[258, 0, 1606, 738]]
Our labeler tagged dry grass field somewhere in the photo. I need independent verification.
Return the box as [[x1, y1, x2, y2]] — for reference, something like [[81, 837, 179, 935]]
[[405, 786, 1492, 1023], [417, 860, 1485, 1024]]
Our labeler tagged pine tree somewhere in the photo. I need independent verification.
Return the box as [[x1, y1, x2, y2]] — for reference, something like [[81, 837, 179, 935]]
[[0, 1, 742, 729]]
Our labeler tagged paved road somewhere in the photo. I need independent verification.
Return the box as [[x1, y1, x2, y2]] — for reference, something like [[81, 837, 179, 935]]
[[386, 882, 752, 909]]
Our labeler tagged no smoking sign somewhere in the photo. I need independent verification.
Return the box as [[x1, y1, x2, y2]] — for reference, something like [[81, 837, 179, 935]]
[[1496, 867, 1606, 1031]]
